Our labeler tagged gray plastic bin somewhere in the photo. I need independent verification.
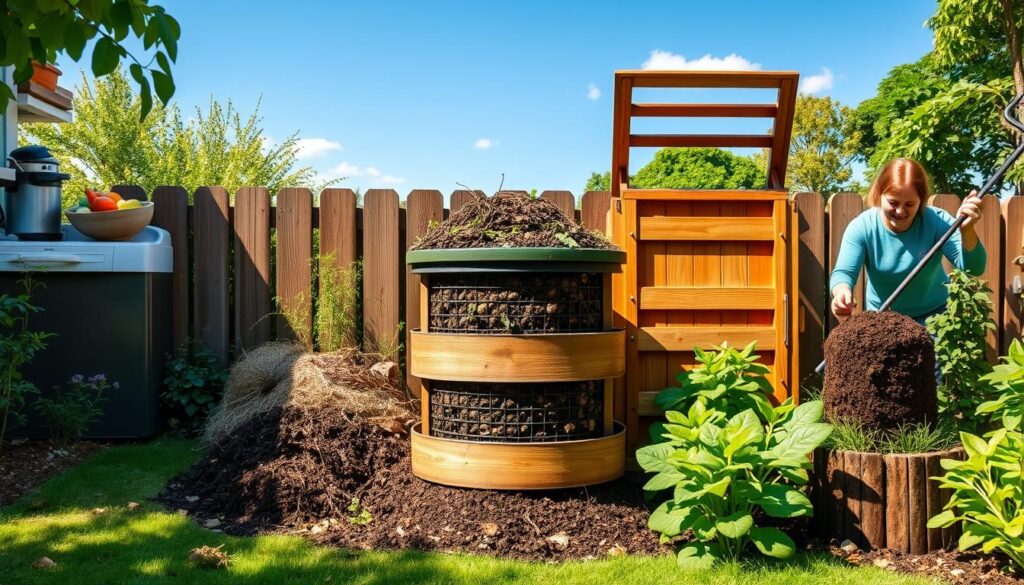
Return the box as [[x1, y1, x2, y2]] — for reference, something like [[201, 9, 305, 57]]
[[0, 225, 173, 439]]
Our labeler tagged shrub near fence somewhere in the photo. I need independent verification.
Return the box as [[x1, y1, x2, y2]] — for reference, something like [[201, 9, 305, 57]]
[[114, 186, 1024, 397]]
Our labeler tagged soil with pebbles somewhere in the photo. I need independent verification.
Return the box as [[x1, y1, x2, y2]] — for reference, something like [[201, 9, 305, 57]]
[[0, 440, 102, 506], [837, 545, 1024, 584], [158, 404, 665, 561], [410, 191, 616, 250], [822, 311, 937, 431]]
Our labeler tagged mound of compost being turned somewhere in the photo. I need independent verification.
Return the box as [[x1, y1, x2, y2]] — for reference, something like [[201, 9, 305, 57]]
[[410, 191, 616, 250], [159, 404, 664, 561], [822, 311, 936, 431]]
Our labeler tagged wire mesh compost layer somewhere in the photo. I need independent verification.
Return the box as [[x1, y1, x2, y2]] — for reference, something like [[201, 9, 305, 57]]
[[428, 272, 603, 334], [429, 380, 604, 442]]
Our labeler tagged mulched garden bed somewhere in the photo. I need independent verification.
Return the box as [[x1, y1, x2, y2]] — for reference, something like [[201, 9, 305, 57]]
[[834, 544, 1023, 584], [0, 439, 103, 506], [158, 404, 665, 561]]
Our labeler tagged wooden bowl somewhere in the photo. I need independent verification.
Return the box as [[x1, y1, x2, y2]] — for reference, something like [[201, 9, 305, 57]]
[[65, 201, 155, 240]]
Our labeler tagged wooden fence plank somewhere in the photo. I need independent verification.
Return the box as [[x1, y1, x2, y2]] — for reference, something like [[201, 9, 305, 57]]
[[363, 189, 401, 358], [582, 191, 613, 233], [1004, 197, 1024, 353], [929, 194, 960, 276], [150, 186, 189, 350], [405, 189, 443, 395], [795, 193, 825, 386], [977, 196, 1003, 359], [193, 186, 230, 364], [885, 454, 909, 553], [233, 187, 272, 351], [826, 193, 865, 332], [540, 190, 575, 219], [450, 190, 482, 214], [275, 188, 313, 345], [908, 455, 928, 554], [320, 188, 358, 268], [861, 452, 886, 550], [110, 184, 148, 201]]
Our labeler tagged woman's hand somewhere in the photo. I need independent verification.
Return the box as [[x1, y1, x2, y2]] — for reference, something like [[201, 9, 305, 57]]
[[831, 284, 856, 319], [958, 190, 982, 249]]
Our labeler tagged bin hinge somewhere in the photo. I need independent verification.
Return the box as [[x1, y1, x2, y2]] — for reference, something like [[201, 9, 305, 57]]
[[615, 199, 622, 213]]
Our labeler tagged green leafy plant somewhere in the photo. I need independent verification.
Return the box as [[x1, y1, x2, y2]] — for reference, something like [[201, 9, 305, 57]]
[[314, 256, 361, 352], [1, 1, 181, 119], [346, 497, 373, 525], [638, 343, 832, 568], [0, 277, 52, 455], [927, 270, 996, 432], [976, 338, 1024, 431], [34, 374, 118, 444], [929, 427, 1024, 571], [162, 341, 228, 435]]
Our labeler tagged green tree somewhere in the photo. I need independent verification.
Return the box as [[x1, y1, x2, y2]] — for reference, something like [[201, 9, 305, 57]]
[[782, 95, 862, 195], [583, 171, 610, 192], [1, 0, 180, 119], [631, 147, 763, 189], [21, 69, 320, 208]]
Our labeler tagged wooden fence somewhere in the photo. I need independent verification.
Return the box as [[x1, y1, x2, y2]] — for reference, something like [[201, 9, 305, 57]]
[[113, 185, 1024, 394]]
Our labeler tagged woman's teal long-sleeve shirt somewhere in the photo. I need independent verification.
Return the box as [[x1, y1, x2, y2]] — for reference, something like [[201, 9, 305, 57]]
[[828, 206, 987, 319]]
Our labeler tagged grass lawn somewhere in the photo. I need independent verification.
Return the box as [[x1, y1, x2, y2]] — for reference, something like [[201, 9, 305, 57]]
[[0, 438, 943, 585]]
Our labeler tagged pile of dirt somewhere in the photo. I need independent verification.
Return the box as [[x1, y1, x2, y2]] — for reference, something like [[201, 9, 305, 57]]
[[159, 405, 664, 561], [822, 311, 937, 431], [0, 440, 102, 506], [410, 191, 616, 250]]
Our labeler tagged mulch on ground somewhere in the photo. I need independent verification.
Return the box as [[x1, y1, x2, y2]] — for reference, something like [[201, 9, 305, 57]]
[[158, 405, 664, 561], [836, 544, 1023, 584], [410, 191, 616, 250], [823, 311, 936, 431], [0, 440, 102, 506]]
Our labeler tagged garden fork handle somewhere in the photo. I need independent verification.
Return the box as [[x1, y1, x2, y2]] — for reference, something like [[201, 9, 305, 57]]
[[815, 93, 1024, 376]]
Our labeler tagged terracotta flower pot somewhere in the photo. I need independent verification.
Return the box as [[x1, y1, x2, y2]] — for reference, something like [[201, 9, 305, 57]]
[[29, 61, 61, 92]]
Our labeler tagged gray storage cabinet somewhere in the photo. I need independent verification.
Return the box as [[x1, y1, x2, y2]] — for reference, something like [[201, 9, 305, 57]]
[[0, 225, 172, 438]]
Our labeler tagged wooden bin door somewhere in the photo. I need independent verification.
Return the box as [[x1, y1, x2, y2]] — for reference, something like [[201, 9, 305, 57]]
[[613, 193, 797, 456]]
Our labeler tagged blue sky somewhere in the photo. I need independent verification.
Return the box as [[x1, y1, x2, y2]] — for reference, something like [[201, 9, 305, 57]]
[[58, 0, 938, 196]]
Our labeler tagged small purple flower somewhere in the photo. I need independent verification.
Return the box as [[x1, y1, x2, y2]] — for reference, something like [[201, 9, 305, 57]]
[[88, 373, 107, 384], [70, 374, 84, 384], [112, 382, 120, 390]]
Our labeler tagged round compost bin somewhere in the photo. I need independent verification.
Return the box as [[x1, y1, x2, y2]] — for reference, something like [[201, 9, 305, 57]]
[[408, 247, 626, 490]]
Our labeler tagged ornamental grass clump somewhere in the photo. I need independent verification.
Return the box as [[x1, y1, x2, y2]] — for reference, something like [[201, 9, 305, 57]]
[[637, 343, 832, 569]]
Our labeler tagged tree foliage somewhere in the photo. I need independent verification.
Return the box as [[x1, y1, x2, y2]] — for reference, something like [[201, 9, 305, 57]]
[[583, 171, 610, 192], [631, 147, 763, 189], [775, 95, 862, 195], [1, 0, 180, 119], [21, 69, 320, 209]]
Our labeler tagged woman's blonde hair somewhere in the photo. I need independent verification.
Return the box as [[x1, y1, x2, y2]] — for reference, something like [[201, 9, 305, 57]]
[[866, 158, 931, 207]]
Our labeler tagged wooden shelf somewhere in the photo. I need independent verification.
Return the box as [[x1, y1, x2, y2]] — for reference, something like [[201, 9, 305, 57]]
[[17, 93, 72, 123]]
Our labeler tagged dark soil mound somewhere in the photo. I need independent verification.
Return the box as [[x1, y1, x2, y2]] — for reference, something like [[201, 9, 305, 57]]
[[823, 311, 936, 431], [410, 191, 616, 250], [159, 404, 665, 561]]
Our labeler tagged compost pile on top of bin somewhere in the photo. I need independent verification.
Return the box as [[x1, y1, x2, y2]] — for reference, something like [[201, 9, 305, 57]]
[[410, 191, 617, 250]]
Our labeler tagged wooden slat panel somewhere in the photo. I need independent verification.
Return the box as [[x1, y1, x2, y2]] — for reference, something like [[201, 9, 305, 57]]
[[233, 187, 272, 351], [623, 189, 789, 201], [631, 103, 778, 118], [363, 189, 401, 357], [405, 190, 443, 396], [795, 193, 825, 385], [150, 186, 189, 350], [827, 193, 866, 332], [540, 190, 575, 219], [612, 75, 633, 199], [637, 201, 667, 456], [622, 199, 640, 460], [630, 134, 772, 149], [193, 186, 230, 364], [319, 188, 358, 268], [640, 286, 775, 310], [110, 184, 147, 201], [638, 326, 775, 351], [639, 216, 774, 241], [885, 454, 910, 553], [1004, 197, 1024, 353], [620, 70, 799, 89], [275, 188, 313, 345], [665, 200, 695, 395], [772, 199, 789, 402], [926, 452, 943, 551], [720, 200, 748, 335], [638, 390, 659, 417], [861, 452, 886, 550], [581, 191, 612, 233], [976, 196, 1003, 360], [843, 451, 863, 547], [450, 190, 483, 214], [908, 455, 928, 554]]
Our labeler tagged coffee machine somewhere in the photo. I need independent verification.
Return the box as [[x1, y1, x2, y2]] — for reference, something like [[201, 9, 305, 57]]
[[0, 145, 70, 241]]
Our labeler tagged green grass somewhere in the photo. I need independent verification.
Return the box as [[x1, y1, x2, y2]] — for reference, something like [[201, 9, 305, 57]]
[[0, 439, 942, 585]]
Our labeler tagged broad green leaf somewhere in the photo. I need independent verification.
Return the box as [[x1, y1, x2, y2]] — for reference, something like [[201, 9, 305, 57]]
[[959, 523, 994, 550], [644, 470, 684, 492], [715, 512, 754, 539], [636, 443, 676, 473], [771, 423, 833, 460], [749, 526, 796, 559], [757, 484, 813, 518], [927, 509, 958, 529], [91, 36, 121, 77], [703, 476, 731, 498], [676, 542, 718, 571], [648, 501, 692, 537]]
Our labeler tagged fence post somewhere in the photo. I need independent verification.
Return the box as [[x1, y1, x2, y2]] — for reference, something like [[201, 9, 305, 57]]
[[581, 191, 612, 233], [795, 192, 825, 386], [275, 188, 313, 346], [405, 190, 443, 395], [234, 187, 272, 352], [363, 189, 401, 358], [151, 186, 190, 351], [193, 186, 230, 364], [540, 190, 575, 219], [1004, 197, 1024, 353], [826, 193, 865, 333]]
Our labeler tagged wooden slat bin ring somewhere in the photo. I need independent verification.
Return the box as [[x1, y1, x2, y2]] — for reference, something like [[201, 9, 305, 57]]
[[407, 247, 627, 490], [811, 447, 964, 552]]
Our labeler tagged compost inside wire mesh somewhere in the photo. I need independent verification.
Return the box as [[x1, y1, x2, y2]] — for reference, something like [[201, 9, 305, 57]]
[[429, 381, 604, 442], [429, 272, 603, 334]]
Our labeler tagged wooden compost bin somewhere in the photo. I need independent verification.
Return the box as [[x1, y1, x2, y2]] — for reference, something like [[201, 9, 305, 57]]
[[811, 448, 965, 553], [407, 247, 627, 490], [609, 70, 802, 459]]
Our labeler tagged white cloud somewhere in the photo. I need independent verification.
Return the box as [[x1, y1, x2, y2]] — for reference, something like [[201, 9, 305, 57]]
[[641, 49, 761, 71], [365, 166, 381, 177], [587, 83, 601, 100], [800, 67, 834, 94], [327, 161, 362, 177], [295, 137, 342, 159], [379, 175, 405, 185], [474, 138, 495, 150], [322, 161, 404, 185]]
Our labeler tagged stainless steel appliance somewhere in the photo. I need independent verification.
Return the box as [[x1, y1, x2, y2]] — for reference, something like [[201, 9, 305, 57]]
[[0, 145, 70, 241]]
